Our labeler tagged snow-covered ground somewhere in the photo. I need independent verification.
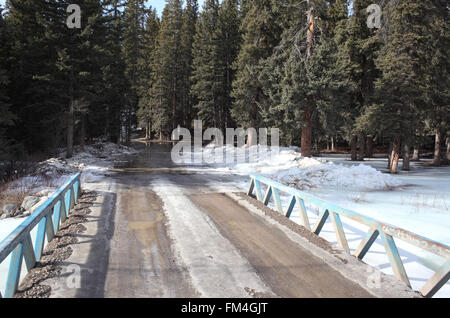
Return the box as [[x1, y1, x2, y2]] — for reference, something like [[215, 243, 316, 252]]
[[0, 142, 137, 295], [175, 145, 450, 298]]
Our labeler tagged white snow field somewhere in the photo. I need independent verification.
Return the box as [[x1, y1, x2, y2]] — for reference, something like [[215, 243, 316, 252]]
[[0, 142, 137, 295], [176, 145, 450, 298]]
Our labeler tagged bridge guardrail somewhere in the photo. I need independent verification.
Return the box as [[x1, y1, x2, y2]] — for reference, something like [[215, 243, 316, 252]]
[[0, 173, 81, 298], [247, 174, 450, 298]]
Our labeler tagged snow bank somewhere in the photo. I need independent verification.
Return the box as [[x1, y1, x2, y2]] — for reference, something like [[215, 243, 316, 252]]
[[52, 142, 137, 184], [3, 142, 137, 197], [185, 145, 402, 191], [274, 162, 402, 191]]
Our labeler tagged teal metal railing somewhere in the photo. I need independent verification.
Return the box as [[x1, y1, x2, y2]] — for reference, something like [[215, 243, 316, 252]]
[[247, 174, 450, 298], [0, 173, 81, 298]]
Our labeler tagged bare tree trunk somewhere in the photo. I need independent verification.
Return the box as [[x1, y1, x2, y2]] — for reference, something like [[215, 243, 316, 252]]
[[433, 128, 441, 166], [390, 135, 401, 174], [365, 135, 373, 158], [402, 142, 410, 171], [67, 99, 74, 159], [326, 139, 330, 151], [387, 142, 393, 169], [301, 1, 315, 158], [301, 107, 313, 157], [247, 129, 257, 147], [350, 135, 357, 161], [116, 121, 121, 144], [306, 0, 315, 59], [105, 105, 110, 142], [80, 114, 86, 152], [331, 136, 336, 152], [412, 146, 420, 161], [357, 133, 365, 161], [126, 110, 131, 144], [446, 136, 450, 160], [149, 119, 152, 140], [145, 119, 151, 139]]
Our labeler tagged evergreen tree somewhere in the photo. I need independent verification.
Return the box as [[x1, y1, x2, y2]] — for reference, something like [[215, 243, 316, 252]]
[[259, 0, 332, 155], [424, 0, 450, 166], [137, 7, 160, 139], [76, 0, 110, 150], [216, 0, 241, 130], [151, 0, 184, 139], [258, 0, 304, 146], [54, 0, 109, 157], [191, 0, 240, 132], [102, 0, 128, 143], [191, 0, 221, 129], [231, 0, 283, 146], [180, 0, 198, 129], [0, 7, 16, 161], [310, 0, 349, 153], [122, 0, 147, 143], [5, 0, 66, 154], [337, 0, 381, 161], [370, 0, 433, 173]]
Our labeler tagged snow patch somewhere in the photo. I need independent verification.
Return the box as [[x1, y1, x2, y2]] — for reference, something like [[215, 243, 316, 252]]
[[182, 145, 402, 191]]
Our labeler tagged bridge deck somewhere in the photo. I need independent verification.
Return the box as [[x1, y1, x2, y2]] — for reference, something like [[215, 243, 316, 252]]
[[14, 143, 418, 298], [190, 193, 373, 297]]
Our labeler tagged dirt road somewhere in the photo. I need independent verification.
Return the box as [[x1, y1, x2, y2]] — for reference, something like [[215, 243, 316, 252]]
[[43, 143, 414, 298]]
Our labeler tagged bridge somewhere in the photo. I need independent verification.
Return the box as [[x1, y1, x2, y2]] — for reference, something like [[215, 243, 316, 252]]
[[0, 143, 448, 298]]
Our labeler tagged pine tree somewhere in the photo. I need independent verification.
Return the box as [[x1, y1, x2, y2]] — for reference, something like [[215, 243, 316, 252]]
[[151, 0, 184, 139], [338, 0, 381, 161], [424, 0, 449, 166], [371, 0, 433, 173], [191, 0, 221, 129], [180, 0, 198, 129], [137, 7, 160, 139], [216, 0, 241, 130], [0, 7, 15, 161], [258, 0, 304, 146], [259, 0, 334, 155], [102, 0, 128, 143], [76, 0, 109, 150], [191, 0, 240, 132], [5, 0, 68, 154], [122, 0, 147, 143], [53, 0, 110, 157], [231, 0, 283, 146], [311, 0, 349, 153]]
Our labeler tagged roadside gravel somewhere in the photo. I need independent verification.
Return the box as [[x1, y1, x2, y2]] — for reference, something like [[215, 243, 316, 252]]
[[14, 191, 97, 298]]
